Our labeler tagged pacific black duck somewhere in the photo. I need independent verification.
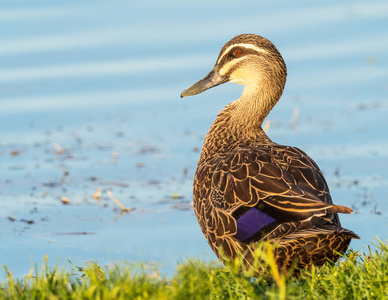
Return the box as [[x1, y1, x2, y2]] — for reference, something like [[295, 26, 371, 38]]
[[181, 34, 359, 273]]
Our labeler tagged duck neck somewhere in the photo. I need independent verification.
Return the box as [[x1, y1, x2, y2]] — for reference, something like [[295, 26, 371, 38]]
[[231, 82, 278, 128], [198, 81, 283, 164]]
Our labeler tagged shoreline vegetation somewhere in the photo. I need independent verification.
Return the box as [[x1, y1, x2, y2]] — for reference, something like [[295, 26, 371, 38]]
[[2, 239, 387, 299]]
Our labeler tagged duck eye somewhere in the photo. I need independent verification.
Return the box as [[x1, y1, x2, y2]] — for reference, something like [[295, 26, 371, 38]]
[[233, 49, 242, 56]]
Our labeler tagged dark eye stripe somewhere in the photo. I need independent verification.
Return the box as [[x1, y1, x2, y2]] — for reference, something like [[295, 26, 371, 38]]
[[217, 47, 260, 71]]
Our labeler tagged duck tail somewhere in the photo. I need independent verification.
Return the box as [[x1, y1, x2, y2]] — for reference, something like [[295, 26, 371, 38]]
[[329, 204, 353, 214]]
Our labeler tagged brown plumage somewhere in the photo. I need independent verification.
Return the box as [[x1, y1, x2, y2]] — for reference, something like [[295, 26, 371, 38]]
[[181, 34, 359, 273]]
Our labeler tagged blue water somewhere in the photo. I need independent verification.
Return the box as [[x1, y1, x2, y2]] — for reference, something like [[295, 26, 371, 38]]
[[1, 0, 388, 278]]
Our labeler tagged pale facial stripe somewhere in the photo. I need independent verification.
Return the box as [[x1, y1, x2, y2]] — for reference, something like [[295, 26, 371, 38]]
[[218, 57, 246, 76], [217, 43, 270, 65]]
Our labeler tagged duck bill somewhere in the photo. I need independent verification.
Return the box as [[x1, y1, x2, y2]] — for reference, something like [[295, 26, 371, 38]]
[[181, 67, 228, 98]]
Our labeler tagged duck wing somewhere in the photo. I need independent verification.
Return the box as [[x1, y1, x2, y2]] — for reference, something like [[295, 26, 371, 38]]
[[193, 144, 353, 248], [215, 145, 351, 218]]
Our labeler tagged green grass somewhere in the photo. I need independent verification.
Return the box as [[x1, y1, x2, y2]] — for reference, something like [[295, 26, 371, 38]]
[[2, 240, 388, 299]]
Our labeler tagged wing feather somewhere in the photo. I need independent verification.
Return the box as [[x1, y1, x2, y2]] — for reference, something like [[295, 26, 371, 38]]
[[202, 145, 351, 221], [192, 144, 354, 260]]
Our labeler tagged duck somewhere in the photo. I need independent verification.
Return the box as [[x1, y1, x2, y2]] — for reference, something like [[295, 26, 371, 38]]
[[181, 34, 359, 274]]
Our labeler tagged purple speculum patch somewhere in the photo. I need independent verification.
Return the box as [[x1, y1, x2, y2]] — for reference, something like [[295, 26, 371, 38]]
[[235, 207, 276, 242]]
